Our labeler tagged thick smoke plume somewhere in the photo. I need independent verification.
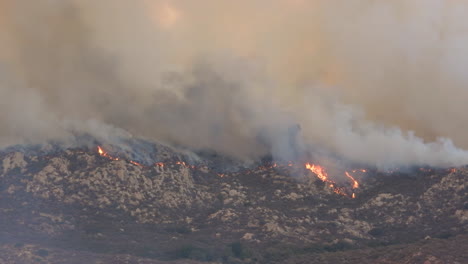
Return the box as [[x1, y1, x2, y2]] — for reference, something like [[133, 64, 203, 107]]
[[1, 0, 468, 168]]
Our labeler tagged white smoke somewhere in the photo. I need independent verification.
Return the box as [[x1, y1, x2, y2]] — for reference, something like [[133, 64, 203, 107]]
[[1, 0, 468, 168]]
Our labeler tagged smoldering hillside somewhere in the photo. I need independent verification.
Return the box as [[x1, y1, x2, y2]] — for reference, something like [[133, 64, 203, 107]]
[[1, 0, 468, 168]]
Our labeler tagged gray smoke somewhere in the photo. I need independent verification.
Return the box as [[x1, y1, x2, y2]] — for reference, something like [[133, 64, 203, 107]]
[[1, 0, 468, 168]]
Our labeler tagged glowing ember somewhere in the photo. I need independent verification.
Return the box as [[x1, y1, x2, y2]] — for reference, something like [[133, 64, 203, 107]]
[[352, 169, 367, 173], [130, 160, 143, 167]]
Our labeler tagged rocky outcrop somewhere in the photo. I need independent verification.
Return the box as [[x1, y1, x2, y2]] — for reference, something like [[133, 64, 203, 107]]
[[2, 152, 27, 174], [0, 148, 466, 263]]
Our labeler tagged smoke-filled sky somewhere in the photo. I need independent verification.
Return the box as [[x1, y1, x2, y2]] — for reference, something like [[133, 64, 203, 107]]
[[1, 0, 468, 168]]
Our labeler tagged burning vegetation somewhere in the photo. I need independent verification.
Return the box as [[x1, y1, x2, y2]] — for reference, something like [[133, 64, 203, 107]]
[[95, 144, 463, 201], [0, 143, 465, 264], [96, 145, 362, 198]]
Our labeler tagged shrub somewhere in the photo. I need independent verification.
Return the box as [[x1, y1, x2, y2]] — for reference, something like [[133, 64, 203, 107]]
[[35, 249, 49, 257], [323, 241, 354, 252], [369, 227, 385, 237], [14, 242, 24, 248], [173, 244, 214, 261], [175, 244, 194, 259], [229, 242, 250, 259], [435, 231, 453, 239]]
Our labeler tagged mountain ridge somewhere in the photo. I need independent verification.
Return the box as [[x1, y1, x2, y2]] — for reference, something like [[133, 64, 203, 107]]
[[0, 146, 466, 263]]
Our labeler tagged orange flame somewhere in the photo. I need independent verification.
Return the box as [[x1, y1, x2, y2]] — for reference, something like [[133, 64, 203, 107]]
[[97, 146, 119, 161], [96, 145, 362, 199], [97, 146, 104, 155], [306, 163, 360, 198], [97, 146, 143, 166], [345, 171, 359, 189], [130, 161, 143, 167], [305, 163, 331, 183]]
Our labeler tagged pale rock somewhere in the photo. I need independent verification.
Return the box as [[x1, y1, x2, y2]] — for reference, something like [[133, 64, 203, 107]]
[[2, 152, 28, 174], [242, 233, 254, 240]]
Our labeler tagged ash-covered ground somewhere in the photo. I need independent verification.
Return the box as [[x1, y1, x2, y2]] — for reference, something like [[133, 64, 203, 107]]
[[0, 143, 466, 264]]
